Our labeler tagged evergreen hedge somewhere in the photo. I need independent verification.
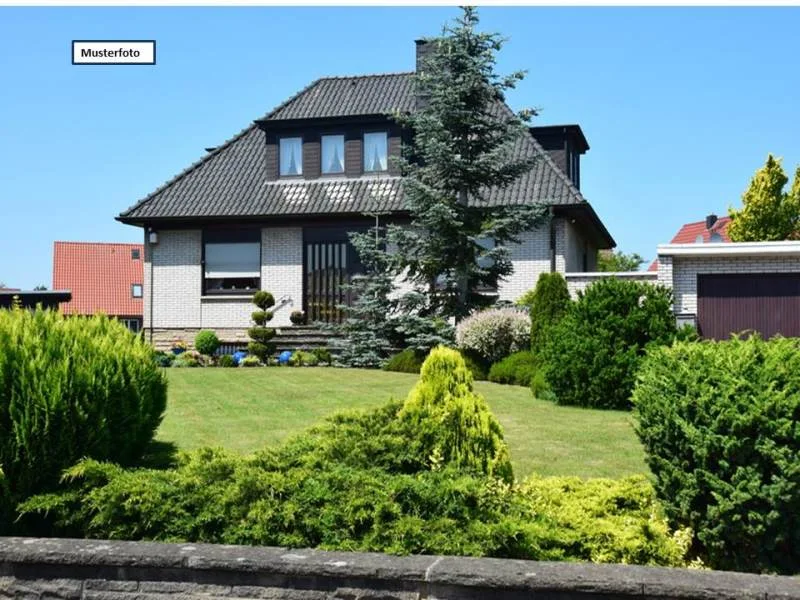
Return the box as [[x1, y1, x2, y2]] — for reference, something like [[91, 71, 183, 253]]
[[0, 309, 167, 531], [541, 278, 675, 409], [518, 272, 571, 356], [633, 336, 800, 574]]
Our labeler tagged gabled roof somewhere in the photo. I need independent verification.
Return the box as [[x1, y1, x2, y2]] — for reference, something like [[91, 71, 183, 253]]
[[117, 73, 604, 246], [648, 216, 731, 271], [53, 242, 144, 317]]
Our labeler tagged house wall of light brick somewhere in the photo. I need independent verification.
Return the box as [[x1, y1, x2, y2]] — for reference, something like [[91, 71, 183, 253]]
[[656, 246, 800, 317], [144, 217, 596, 349]]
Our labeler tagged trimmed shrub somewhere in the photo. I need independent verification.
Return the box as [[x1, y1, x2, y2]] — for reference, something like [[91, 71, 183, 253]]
[[529, 371, 554, 401], [290, 310, 306, 325], [541, 278, 676, 410], [289, 350, 318, 366], [248, 291, 276, 363], [519, 273, 571, 356], [384, 348, 487, 380], [194, 330, 220, 356], [239, 355, 261, 367], [19, 438, 689, 566], [0, 309, 166, 532], [633, 336, 800, 574], [172, 352, 200, 368], [312, 347, 333, 365], [383, 348, 424, 374], [153, 351, 173, 367], [217, 354, 236, 368], [455, 307, 530, 364], [459, 350, 488, 381], [400, 347, 512, 482], [488, 351, 538, 386]]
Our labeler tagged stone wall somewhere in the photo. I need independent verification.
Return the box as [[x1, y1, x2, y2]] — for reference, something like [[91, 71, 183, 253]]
[[1, 537, 799, 600]]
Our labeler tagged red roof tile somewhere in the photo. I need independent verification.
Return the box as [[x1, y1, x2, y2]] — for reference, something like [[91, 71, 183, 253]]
[[53, 242, 143, 317], [648, 217, 732, 271]]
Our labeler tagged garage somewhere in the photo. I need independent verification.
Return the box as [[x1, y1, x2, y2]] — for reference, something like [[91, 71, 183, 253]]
[[697, 273, 800, 340]]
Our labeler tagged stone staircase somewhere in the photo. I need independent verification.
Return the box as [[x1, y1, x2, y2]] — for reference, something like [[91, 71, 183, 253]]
[[271, 326, 341, 353]]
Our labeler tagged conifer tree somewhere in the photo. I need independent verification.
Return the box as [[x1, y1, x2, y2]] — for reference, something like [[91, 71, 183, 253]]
[[728, 155, 800, 241], [332, 229, 396, 367], [389, 7, 548, 321]]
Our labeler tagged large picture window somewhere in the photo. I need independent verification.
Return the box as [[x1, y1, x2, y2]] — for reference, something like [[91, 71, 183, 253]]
[[321, 135, 345, 174], [363, 132, 388, 172], [203, 229, 261, 294], [279, 137, 303, 176]]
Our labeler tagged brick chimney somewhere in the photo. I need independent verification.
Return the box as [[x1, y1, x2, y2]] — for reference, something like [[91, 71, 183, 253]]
[[706, 214, 718, 230], [414, 39, 434, 111], [415, 39, 433, 74]]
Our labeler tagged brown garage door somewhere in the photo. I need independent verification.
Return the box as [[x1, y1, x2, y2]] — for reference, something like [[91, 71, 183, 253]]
[[697, 273, 800, 340]]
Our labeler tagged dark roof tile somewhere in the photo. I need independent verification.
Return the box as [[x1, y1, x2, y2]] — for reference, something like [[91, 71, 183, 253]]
[[119, 73, 588, 223]]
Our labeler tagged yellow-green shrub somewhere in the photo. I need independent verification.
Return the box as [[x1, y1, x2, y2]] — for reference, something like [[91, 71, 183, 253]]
[[0, 308, 167, 531], [400, 346, 512, 482]]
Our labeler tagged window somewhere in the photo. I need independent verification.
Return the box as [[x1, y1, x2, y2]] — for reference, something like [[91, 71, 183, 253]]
[[203, 229, 260, 294], [476, 237, 495, 270], [279, 137, 302, 176], [121, 318, 141, 333], [710, 232, 723, 243], [363, 132, 388, 172], [131, 248, 140, 260], [131, 284, 143, 298], [321, 135, 345, 174], [695, 234, 704, 244]]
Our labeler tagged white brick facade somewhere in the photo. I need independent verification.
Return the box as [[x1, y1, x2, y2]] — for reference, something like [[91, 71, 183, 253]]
[[145, 217, 593, 345], [658, 252, 800, 315], [564, 271, 657, 299], [497, 223, 552, 301], [261, 226, 303, 327]]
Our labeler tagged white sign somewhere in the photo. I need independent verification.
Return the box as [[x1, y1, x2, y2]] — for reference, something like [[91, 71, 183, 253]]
[[72, 40, 156, 65]]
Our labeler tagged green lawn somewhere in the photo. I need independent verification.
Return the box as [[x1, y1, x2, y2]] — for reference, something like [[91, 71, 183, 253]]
[[158, 368, 647, 479]]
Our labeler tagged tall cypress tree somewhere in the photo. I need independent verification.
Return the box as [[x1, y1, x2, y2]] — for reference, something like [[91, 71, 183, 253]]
[[728, 155, 800, 241], [389, 7, 548, 321]]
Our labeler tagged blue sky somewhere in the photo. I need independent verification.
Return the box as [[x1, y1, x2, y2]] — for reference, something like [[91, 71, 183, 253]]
[[1, 6, 798, 288]]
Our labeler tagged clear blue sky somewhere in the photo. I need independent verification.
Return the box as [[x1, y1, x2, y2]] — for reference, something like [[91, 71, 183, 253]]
[[1, 6, 798, 288]]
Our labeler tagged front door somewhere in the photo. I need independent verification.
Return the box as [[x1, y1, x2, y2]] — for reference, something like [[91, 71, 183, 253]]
[[303, 226, 366, 324]]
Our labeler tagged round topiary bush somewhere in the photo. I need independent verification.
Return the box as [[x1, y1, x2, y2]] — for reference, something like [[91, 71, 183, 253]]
[[0, 308, 167, 531], [194, 330, 220, 356], [541, 278, 676, 410], [455, 307, 530, 364], [488, 350, 538, 386], [633, 335, 800, 574]]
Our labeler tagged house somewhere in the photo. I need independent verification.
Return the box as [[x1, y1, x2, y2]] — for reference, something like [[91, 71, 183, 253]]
[[648, 214, 731, 271], [52, 241, 144, 332], [0, 289, 71, 309], [116, 40, 615, 348]]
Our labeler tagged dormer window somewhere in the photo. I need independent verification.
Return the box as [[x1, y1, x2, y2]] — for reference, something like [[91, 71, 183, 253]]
[[363, 132, 388, 172], [279, 137, 302, 176], [321, 135, 345, 174]]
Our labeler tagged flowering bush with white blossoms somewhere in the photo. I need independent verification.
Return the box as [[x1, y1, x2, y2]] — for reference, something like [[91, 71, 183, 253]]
[[455, 307, 531, 364]]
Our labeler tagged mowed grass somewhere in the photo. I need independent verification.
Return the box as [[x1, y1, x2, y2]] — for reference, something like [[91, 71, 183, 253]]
[[158, 368, 648, 479]]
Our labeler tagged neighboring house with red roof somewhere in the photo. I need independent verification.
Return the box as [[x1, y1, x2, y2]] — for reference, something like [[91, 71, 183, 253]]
[[648, 214, 731, 271], [52, 242, 144, 332]]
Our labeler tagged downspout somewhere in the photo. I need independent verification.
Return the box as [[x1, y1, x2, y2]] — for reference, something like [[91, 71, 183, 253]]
[[148, 227, 154, 345], [549, 206, 556, 273]]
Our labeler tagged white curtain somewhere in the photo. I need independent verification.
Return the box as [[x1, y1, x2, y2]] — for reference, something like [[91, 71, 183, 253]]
[[280, 137, 302, 176], [322, 135, 345, 174], [363, 132, 387, 172], [205, 243, 260, 278]]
